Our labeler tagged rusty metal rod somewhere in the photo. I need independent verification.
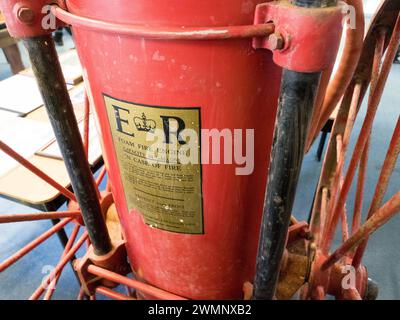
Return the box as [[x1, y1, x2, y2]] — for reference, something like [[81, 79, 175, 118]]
[[0, 218, 72, 272], [326, 82, 361, 227], [43, 224, 81, 300], [83, 93, 90, 157], [306, 0, 364, 151], [23, 35, 111, 256], [96, 286, 135, 300], [0, 211, 81, 223], [351, 28, 386, 234], [318, 187, 329, 246], [321, 191, 400, 270], [340, 176, 349, 243], [352, 138, 370, 233], [96, 166, 107, 187], [322, 14, 400, 252], [321, 83, 361, 254], [87, 265, 187, 300], [29, 231, 89, 300], [253, 70, 322, 300], [0, 140, 76, 202], [352, 117, 400, 267]]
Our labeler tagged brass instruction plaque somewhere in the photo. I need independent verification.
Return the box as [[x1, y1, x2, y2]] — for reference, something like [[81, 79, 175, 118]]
[[104, 94, 203, 234]]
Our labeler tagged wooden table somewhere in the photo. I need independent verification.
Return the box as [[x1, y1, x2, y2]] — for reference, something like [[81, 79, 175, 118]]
[[0, 12, 24, 74], [0, 76, 103, 211], [0, 49, 101, 284]]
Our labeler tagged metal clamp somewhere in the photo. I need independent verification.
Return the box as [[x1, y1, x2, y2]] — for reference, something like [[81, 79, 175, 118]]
[[253, 0, 344, 72], [0, 0, 67, 38]]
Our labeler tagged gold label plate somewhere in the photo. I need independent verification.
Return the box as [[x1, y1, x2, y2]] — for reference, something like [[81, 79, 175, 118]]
[[104, 94, 203, 234]]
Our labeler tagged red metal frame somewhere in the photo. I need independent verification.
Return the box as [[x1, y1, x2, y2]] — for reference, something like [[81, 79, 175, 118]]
[[0, 218, 73, 272], [322, 15, 400, 253], [0, 0, 67, 38], [253, 1, 343, 72], [305, 4, 400, 300], [307, 0, 365, 149], [87, 265, 187, 300]]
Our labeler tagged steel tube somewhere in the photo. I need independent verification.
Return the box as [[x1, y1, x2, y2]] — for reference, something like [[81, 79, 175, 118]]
[[23, 35, 111, 256], [83, 93, 90, 157], [253, 0, 341, 301], [253, 70, 322, 300]]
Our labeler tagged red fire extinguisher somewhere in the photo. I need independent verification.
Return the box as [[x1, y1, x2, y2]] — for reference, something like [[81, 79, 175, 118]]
[[0, 0, 343, 299]]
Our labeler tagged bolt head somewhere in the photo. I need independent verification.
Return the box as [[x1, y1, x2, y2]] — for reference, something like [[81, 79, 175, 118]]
[[268, 33, 285, 51], [17, 7, 35, 24], [364, 278, 379, 300]]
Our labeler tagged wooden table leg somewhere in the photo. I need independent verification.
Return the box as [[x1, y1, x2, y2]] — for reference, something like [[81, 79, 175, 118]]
[[3, 43, 24, 74]]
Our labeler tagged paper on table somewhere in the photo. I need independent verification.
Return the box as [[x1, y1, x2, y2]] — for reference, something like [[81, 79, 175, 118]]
[[0, 117, 54, 178], [58, 50, 83, 85], [36, 114, 102, 166], [0, 74, 73, 116], [69, 83, 85, 104]]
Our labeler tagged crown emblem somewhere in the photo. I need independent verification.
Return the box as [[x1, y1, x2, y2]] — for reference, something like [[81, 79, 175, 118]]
[[134, 113, 156, 133]]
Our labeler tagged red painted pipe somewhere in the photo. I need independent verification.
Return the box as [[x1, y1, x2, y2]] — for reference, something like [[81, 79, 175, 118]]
[[96, 167, 107, 187], [322, 191, 400, 270], [30, 231, 88, 300], [87, 265, 187, 300], [0, 140, 76, 202], [322, 14, 400, 252], [96, 286, 135, 300], [43, 224, 81, 300], [51, 5, 274, 40], [0, 211, 81, 224], [352, 117, 400, 267], [0, 218, 72, 272], [306, 0, 365, 150]]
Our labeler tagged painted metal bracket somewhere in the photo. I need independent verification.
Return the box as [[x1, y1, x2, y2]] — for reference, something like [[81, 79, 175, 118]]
[[253, 0, 344, 72], [0, 0, 66, 38]]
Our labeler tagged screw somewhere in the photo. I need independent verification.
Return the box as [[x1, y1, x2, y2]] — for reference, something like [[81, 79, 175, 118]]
[[17, 7, 35, 24], [268, 33, 285, 51]]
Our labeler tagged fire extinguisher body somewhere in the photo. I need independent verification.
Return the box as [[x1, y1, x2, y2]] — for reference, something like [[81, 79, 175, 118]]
[[67, 0, 281, 299]]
